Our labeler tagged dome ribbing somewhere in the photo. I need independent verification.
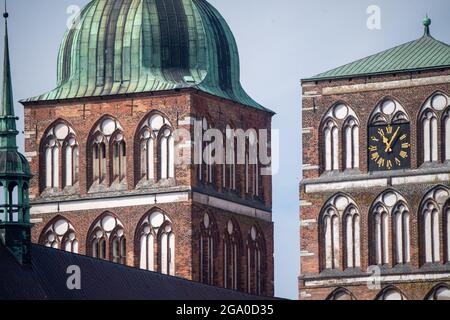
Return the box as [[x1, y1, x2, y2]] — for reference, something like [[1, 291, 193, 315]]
[[25, 0, 269, 112]]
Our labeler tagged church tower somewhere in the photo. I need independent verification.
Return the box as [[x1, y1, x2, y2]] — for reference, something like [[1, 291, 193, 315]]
[[300, 18, 450, 300], [22, 0, 274, 296], [0, 7, 32, 266]]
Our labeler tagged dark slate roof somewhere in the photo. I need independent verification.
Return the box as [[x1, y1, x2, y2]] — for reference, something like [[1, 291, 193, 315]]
[[0, 244, 272, 300]]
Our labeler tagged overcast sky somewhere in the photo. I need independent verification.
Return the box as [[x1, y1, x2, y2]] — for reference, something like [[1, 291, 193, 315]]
[[2, 0, 450, 299]]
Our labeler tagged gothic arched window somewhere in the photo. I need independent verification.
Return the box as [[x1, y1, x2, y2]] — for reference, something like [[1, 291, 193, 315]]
[[421, 110, 439, 163], [159, 127, 175, 180], [199, 117, 215, 185], [137, 113, 174, 183], [372, 205, 389, 265], [137, 210, 175, 275], [320, 194, 360, 271], [89, 117, 124, 186], [139, 128, 155, 181], [41, 121, 78, 191], [370, 190, 410, 266], [138, 222, 156, 271], [419, 93, 449, 164], [344, 206, 361, 269], [224, 125, 237, 191], [92, 137, 106, 182], [251, 133, 259, 197], [445, 107, 450, 161], [159, 221, 175, 275], [393, 202, 410, 265], [426, 284, 450, 300], [376, 286, 407, 300], [243, 129, 259, 197], [200, 213, 217, 285], [343, 118, 359, 170], [246, 226, 265, 295], [326, 288, 356, 300], [224, 220, 241, 290], [64, 138, 79, 187], [321, 103, 359, 173], [40, 217, 78, 253], [111, 232, 126, 264], [88, 213, 126, 264], [92, 233, 107, 260], [111, 132, 126, 182], [323, 207, 340, 269], [419, 186, 450, 264], [323, 120, 339, 171]]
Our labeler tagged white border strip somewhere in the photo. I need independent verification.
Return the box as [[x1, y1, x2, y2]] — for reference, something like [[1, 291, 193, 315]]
[[193, 192, 272, 222], [321, 75, 450, 95], [30, 192, 190, 215], [392, 173, 450, 185], [304, 272, 450, 287], [304, 172, 450, 193], [305, 178, 387, 193], [30, 191, 272, 222]]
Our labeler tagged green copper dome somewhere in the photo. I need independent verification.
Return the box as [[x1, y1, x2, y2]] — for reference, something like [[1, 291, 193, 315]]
[[26, 0, 270, 112], [0, 151, 31, 177]]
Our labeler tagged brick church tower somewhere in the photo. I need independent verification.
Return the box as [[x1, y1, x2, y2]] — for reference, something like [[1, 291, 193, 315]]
[[300, 18, 450, 300], [22, 0, 274, 296]]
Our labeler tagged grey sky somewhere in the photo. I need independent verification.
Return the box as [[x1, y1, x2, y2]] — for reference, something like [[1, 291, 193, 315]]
[[2, 0, 449, 299]]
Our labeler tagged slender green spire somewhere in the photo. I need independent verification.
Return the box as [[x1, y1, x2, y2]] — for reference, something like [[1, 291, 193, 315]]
[[0, 2, 32, 267], [0, 2, 18, 150]]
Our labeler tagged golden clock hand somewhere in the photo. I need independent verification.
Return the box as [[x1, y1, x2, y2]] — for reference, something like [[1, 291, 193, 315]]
[[378, 129, 390, 149], [385, 127, 400, 153]]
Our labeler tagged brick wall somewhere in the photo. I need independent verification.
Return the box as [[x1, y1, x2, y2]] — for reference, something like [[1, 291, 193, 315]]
[[191, 92, 273, 209], [298, 280, 449, 300], [299, 68, 450, 300], [192, 203, 274, 296], [23, 89, 274, 296]]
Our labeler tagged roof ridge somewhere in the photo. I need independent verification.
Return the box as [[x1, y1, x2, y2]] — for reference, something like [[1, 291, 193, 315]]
[[304, 30, 450, 81], [319, 37, 420, 75]]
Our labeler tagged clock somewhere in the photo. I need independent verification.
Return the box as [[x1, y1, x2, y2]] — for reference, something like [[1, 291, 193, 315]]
[[368, 123, 411, 171]]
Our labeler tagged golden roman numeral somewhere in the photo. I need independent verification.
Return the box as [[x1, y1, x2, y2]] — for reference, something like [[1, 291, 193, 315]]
[[377, 128, 385, 137], [371, 136, 379, 142], [369, 145, 378, 152], [402, 143, 410, 149], [386, 160, 393, 170], [371, 152, 380, 161], [400, 134, 407, 141], [377, 158, 385, 168], [400, 151, 408, 159], [386, 125, 393, 134], [395, 157, 401, 166]]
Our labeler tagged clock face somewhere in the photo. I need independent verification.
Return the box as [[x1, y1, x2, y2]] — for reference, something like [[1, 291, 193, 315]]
[[368, 123, 411, 171]]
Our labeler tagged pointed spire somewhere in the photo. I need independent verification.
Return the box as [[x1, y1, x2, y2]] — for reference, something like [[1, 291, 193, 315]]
[[0, 0, 32, 267], [423, 14, 431, 36], [0, 0, 18, 150]]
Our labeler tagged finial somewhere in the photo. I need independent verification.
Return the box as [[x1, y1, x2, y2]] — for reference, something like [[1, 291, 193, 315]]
[[3, 0, 7, 19], [423, 14, 431, 36]]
